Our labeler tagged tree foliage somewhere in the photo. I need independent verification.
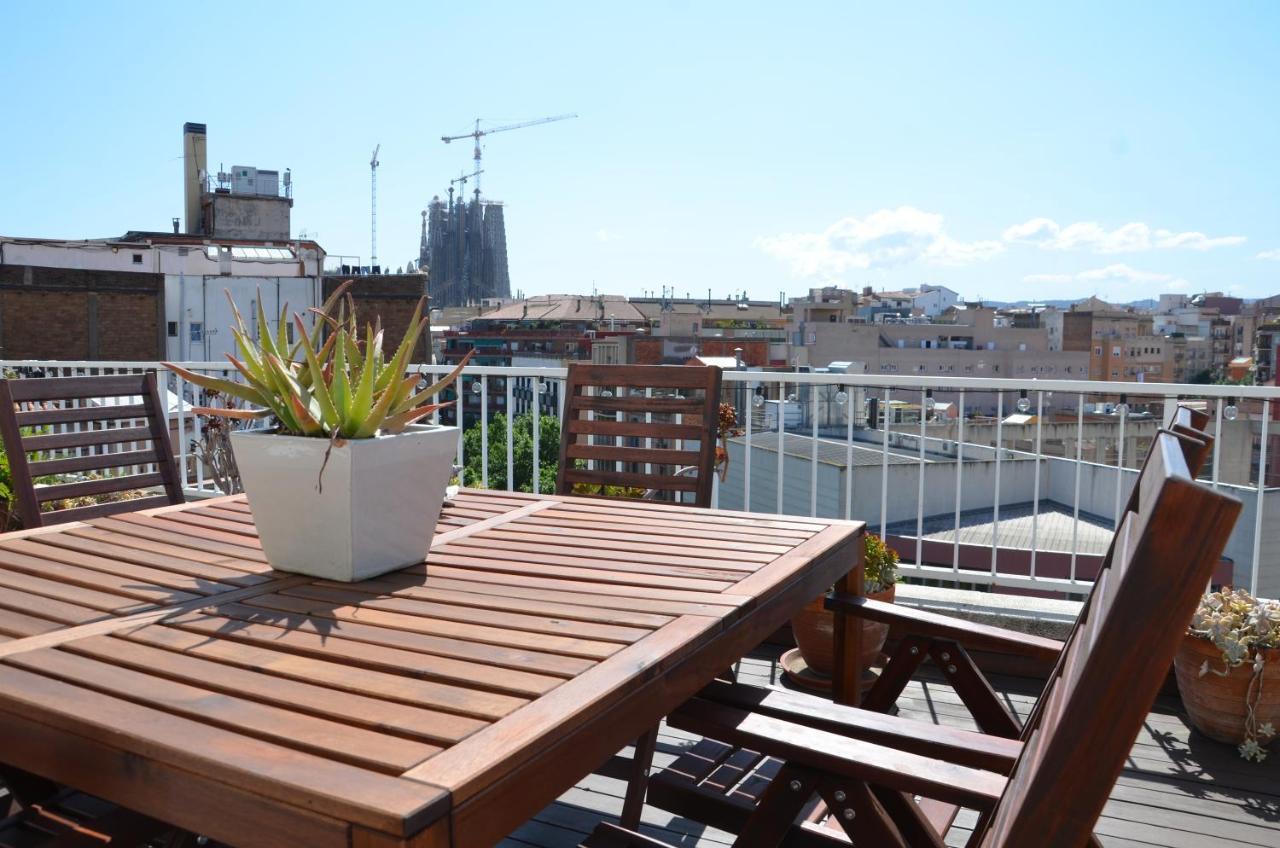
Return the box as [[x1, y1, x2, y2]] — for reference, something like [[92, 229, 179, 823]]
[[462, 412, 561, 493]]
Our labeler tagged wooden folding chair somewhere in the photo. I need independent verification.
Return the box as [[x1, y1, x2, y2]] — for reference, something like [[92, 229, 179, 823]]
[[554, 363, 727, 825], [0, 764, 177, 847], [0, 373, 184, 528], [556, 364, 723, 508], [586, 427, 1239, 847]]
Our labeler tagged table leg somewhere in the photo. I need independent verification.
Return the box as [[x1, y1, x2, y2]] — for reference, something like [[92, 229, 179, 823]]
[[620, 725, 659, 829], [831, 531, 866, 707]]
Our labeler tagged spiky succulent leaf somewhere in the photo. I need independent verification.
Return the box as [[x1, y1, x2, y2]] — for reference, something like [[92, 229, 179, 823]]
[[166, 281, 461, 438]]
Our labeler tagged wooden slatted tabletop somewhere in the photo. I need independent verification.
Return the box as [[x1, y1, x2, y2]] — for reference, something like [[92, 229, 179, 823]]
[[0, 490, 863, 848]]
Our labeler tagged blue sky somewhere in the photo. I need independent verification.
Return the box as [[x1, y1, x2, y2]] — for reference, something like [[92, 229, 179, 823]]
[[2, 1, 1277, 302]]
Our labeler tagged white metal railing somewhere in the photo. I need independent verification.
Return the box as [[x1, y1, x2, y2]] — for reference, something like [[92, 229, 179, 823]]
[[4, 359, 1278, 600]]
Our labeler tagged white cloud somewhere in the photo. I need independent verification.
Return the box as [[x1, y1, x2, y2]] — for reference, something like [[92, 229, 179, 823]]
[[1259, 248, 1280, 261], [757, 207, 1003, 277], [1003, 218, 1245, 253], [594, 228, 619, 243]]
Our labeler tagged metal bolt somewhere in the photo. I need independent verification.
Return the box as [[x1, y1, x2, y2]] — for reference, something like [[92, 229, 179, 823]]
[[947, 664, 957, 674], [789, 779, 803, 792], [940, 651, 951, 662], [909, 646, 919, 656], [842, 808, 856, 821], [833, 790, 847, 802]]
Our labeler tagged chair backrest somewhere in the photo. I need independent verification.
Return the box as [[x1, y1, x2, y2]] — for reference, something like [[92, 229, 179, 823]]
[[980, 432, 1240, 847], [0, 373, 185, 527], [556, 364, 723, 508]]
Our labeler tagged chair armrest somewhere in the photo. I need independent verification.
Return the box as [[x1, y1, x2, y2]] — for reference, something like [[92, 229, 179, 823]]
[[827, 595, 1064, 663], [697, 679, 1020, 773], [669, 697, 1005, 811]]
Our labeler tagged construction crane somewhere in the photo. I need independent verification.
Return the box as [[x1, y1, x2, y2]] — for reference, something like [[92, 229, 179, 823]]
[[450, 168, 484, 198], [370, 144, 380, 269], [441, 114, 576, 199]]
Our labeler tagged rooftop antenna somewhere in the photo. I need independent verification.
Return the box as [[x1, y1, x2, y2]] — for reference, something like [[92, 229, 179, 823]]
[[370, 144, 381, 268], [441, 114, 576, 200]]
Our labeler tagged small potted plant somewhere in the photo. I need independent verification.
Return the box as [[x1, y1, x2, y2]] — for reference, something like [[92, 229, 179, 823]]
[[165, 282, 471, 582], [784, 533, 900, 688], [1175, 587, 1279, 761]]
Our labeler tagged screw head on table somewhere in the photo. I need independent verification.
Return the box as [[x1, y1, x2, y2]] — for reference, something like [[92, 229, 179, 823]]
[[789, 779, 803, 792], [833, 790, 847, 802], [842, 808, 856, 820]]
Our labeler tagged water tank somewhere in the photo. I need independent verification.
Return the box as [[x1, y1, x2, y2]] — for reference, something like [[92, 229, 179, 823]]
[[232, 166, 257, 194]]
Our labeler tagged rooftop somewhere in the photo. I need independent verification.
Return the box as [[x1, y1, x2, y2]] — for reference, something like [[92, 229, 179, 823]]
[[731, 432, 921, 467], [887, 499, 1116, 555]]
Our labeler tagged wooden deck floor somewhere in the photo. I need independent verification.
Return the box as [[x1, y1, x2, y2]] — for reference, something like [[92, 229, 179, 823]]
[[502, 645, 1280, 848]]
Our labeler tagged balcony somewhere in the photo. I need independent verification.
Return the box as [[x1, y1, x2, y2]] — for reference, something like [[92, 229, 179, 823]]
[[2, 358, 1278, 846]]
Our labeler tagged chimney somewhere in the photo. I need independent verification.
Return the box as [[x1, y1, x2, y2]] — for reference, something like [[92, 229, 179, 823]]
[[183, 122, 207, 235]]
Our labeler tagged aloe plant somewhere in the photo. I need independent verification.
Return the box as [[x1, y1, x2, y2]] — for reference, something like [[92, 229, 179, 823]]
[[164, 281, 472, 439]]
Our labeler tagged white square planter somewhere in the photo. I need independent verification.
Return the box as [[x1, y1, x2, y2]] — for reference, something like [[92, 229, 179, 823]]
[[230, 424, 458, 581]]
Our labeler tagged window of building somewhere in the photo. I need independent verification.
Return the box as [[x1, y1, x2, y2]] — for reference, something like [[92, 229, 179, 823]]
[[190, 322, 204, 342], [1112, 345, 1121, 356], [1111, 369, 1119, 377], [167, 321, 178, 337], [1095, 346, 1102, 356], [132, 253, 143, 264]]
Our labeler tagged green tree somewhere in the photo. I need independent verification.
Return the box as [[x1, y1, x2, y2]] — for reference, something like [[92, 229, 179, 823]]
[[462, 412, 561, 493]]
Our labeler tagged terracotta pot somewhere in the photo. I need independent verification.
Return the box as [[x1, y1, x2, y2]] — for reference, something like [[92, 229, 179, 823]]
[[1173, 634, 1280, 747], [791, 584, 896, 678]]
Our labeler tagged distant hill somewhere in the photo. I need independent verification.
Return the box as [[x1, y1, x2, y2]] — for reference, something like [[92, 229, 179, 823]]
[[980, 298, 1158, 310]]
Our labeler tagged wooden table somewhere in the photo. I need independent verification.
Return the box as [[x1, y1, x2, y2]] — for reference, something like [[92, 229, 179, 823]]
[[0, 489, 864, 848]]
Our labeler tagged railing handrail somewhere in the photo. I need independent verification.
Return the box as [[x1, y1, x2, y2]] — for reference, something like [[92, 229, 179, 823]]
[[5, 359, 1278, 401], [3, 357, 1274, 600]]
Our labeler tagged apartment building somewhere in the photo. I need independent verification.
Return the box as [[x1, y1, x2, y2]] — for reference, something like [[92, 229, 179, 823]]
[[787, 301, 1088, 414]]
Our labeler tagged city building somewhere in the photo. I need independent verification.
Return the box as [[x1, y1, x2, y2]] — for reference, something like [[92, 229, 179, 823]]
[[182, 122, 293, 242], [630, 295, 790, 367], [438, 294, 645, 425]]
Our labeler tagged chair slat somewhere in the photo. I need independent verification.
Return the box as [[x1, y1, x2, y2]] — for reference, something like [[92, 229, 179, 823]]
[[15, 403, 150, 427], [36, 473, 166, 504], [565, 444, 702, 466], [572, 396, 706, 414], [567, 418, 707, 441], [23, 426, 154, 452], [3, 375, 153, 402], [28, 449, 160, 477], [561, 469, 701, 493], [34, 495, 176, 527]]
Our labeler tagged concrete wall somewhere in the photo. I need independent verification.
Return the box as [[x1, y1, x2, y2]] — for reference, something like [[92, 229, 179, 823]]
[[205, 194, 291, 241]]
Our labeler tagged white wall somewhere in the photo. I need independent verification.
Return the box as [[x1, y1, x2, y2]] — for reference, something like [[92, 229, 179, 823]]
[[164, 275, 321, 362], [719, 437, 1279, 596], [0, 238, 323, 278]]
